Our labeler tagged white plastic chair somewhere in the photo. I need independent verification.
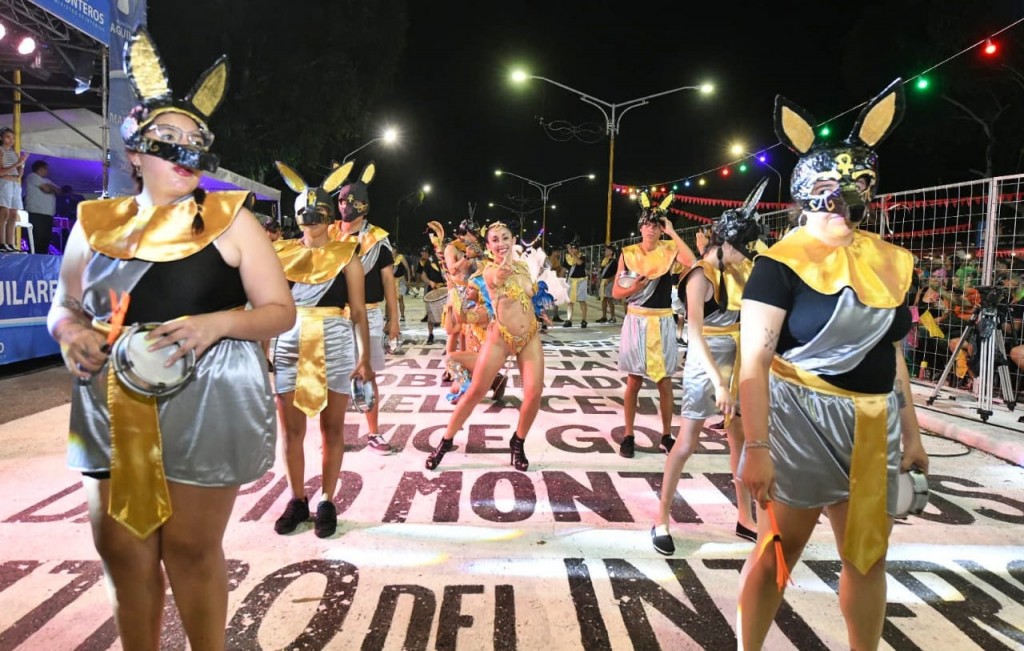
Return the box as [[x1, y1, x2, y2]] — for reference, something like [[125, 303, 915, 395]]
[[14, 209, 34, 254]]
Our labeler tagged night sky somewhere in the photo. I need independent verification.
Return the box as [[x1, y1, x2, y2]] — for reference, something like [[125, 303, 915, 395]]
[[150, 1, 1024, 248]]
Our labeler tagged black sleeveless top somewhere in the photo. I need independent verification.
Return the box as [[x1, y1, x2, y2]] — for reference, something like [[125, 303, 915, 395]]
[[316, 273, 350, 308], [640, 272, 678, 309], [124, 245, 247, 323]]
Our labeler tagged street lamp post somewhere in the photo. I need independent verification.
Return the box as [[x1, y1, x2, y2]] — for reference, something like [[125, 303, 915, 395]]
[[487, 201, 548, 238], [729, 144, 784, 204], [394, 183, 431, 245], [342, 127, 399, 163], [511, 70, 713, 243], [494, 169, 594, 247]]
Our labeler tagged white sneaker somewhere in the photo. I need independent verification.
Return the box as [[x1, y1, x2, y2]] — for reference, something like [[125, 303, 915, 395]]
[[366, 433, 393, 455]]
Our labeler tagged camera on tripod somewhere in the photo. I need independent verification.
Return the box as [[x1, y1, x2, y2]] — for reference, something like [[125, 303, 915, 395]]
[[974, 285, 1007, 310]]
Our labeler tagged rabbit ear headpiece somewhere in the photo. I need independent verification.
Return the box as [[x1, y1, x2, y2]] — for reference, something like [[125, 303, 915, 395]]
[[277, 160, 354, 225], [337, 161, 376, 222], [119, 28, 228, 173], [637, 191, 673, 227], [775, 78, 904, 223]]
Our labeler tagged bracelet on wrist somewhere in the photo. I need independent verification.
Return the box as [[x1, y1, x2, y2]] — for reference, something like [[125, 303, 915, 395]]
[[743, 440, 772, 450]]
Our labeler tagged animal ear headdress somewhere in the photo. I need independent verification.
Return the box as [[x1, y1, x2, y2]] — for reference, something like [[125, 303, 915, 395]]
[[277, 160, 354, 226], [637, 191, 674, 227], [775, 78, 904, 223], [712, 177, 769, 259], [120, 28, 227, 173], [336, 161, 376, 222]]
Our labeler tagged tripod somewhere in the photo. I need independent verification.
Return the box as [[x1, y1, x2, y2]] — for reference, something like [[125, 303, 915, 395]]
[[926, 300, 1017, 421]]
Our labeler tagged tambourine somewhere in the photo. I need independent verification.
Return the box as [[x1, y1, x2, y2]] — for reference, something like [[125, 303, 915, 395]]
[[110, 323, 195, 397], [894, 467, 929, 518], [350, 377, 376, 413], [616, 270, 640, 289]]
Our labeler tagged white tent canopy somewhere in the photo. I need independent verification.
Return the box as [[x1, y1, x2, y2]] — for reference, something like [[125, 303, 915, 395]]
[[1, 109, 280, 201]]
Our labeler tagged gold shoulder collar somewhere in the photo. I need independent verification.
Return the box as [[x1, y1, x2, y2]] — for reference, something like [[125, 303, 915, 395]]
[[685, 259, 751, 311], [759, 228, 912, 308], [274, 239, 358, 284], [328, 222, 390, 251], [79, 191, 248, 262], [622, 240, 678, 279]]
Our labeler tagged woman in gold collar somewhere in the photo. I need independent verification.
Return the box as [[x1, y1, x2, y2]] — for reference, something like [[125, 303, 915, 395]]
[[425, 221, 546, 471], [737, 80, 929, 650], [45, 29, 295, 649], [270, 161, 372, 539]]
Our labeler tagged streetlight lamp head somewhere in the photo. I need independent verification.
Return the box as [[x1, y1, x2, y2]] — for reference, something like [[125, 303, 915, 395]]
[[587, 174, 596, 180], [494, 169, 503, 177], [422, 184, 431, 193], [699, 83, 714, 95], [510, 70, 528, 83], [730, 143, 744, 156], [382, 128, 398, 144]]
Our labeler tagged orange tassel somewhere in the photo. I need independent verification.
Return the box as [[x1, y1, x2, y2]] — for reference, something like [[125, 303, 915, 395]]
[[106, 290, 131, 347], [757, 501, 793, 591]]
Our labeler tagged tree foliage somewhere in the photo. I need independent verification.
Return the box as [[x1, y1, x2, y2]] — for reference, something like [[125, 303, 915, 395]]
[[149, 0, 409, 183]]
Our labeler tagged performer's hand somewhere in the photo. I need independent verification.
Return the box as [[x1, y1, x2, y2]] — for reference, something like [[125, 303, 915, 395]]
[[630, 276, 649, 295], [695, 229, 710, 253], [59, 324, 108, 379], [352, 359, 374, 385], [900, 436, 929, 475], [739, 447, 775, 509], [388, 320, 400, 342], [660, 216, 673, 232], [148, 313, 226, 364], [714, 383, 736, 420]]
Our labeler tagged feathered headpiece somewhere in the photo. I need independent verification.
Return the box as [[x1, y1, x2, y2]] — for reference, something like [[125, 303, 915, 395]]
[[120, 27, 227, 173]]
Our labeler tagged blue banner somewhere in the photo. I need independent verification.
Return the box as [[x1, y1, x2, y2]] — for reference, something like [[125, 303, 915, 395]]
[[107, 0, 147, 196], [27, 0, 111, 45], [0, 255, 62, 364]]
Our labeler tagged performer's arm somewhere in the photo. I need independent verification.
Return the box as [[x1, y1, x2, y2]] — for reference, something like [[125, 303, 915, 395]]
[[47, 222, 107, 379], [344, 257, 374, 383], [381, 263, 400, 341], [661, 216, 697, 268], [894, 345, 929, 474], [738, 298, 786, 508], [685, 271, 733, 419]]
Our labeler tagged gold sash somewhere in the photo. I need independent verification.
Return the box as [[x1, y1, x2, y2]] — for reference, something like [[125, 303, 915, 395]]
[[771, 355, 890, 575], [294, 306, 347, 417], [107, 368, 172, 539], [703, 322, 741, 399], [627, 305, 673, 382], [569, 277, 586, 300]]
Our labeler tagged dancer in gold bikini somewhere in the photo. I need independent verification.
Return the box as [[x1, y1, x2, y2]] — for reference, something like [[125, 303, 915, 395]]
[[425, 221, 547, 471]]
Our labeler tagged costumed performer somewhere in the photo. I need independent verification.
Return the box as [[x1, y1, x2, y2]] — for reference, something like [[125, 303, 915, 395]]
[[613, 194, 696, 459], [596, 244, 619, 324], [271, 160, 372, 539], [46, 28, 295, 650], [737, 79, 929, 650], [329, 161, 399, 454], [651, 178, 769, 556], [424, 221, 550, 471]]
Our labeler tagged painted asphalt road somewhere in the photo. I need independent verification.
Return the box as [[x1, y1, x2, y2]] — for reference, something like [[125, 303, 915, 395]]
[[0, 320, 1022, 650]]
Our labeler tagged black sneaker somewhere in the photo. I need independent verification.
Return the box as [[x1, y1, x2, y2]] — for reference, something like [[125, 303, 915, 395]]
[[580, 320, 588, 329], [562, 320, 572, 327], [274, 497, 310, 534], [619, 436, 635, 458], [660, 435, 676, 453], [651, 525, 675, 555], [426, 334, 435, 345], [314, 500, 338, 538], [596, 317, 608, 324], [420, 315, 428, 322]]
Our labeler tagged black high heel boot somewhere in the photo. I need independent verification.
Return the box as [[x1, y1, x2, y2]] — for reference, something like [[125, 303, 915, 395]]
[[509, 434, 529, 471], [425, 438, 454, 470]]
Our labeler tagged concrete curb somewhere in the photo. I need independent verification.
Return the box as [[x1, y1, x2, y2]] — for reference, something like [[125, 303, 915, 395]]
[[915, 407, 1024, 467]]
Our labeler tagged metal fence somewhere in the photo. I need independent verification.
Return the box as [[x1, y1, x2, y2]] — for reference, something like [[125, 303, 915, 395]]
[[575, 174, 1024, 418]]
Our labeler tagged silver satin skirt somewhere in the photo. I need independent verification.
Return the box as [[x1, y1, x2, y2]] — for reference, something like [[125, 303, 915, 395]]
[[765, 375, 901, 514], [274, 314, 356, 396], [617, 312, 679, 381], [67, 339, 276, 487], [363, 306, 386, 373], [680, 334, 737, 419]]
